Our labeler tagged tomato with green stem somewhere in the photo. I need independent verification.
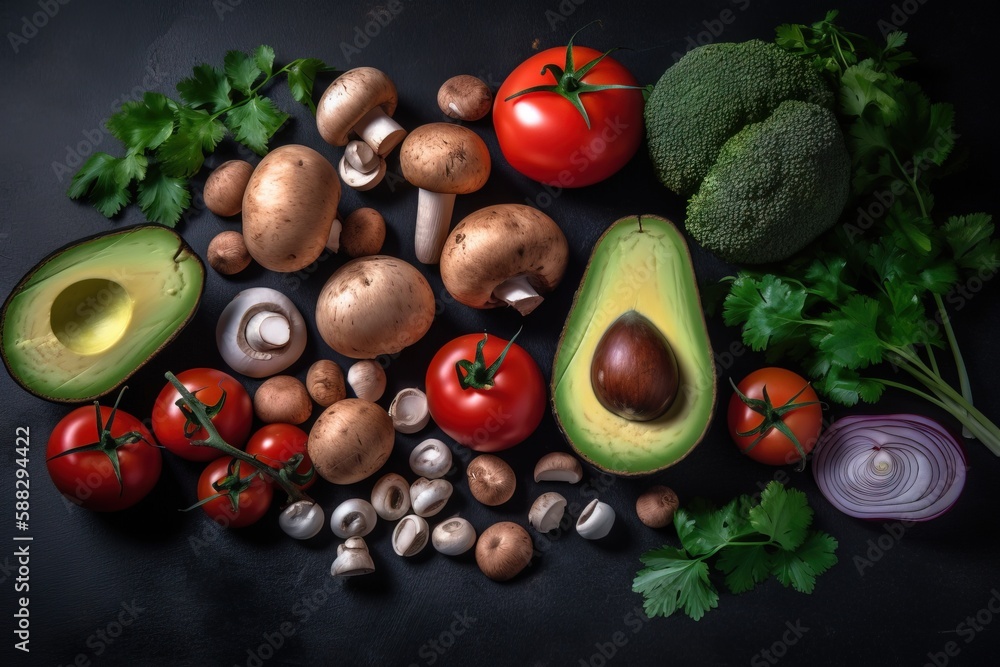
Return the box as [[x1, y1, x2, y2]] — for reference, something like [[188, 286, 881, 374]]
[[46, 390, 162, 512], [194, 457, 274, 528], [425, 330, 546, 452], [493, 24, 645, 187], [152, 368, 252, 461], [245, 424, 315, 491], [728, 367, 823, 468]]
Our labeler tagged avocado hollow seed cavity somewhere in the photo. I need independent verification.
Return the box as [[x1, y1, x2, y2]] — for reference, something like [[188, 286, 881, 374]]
[[590, 310, 679, 421]]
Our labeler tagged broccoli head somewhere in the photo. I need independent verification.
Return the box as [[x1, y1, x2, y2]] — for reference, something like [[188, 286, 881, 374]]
[[645, 40, 832, 195], [684, 100, 850, 264]]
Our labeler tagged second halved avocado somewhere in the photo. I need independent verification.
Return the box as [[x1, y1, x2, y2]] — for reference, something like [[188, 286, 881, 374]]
[[2, 225, 205, 403], [551, 215, 716, 475]]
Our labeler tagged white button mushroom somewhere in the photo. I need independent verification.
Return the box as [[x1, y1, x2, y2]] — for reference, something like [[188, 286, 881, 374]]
[[347, 360, 387, 402], [439, 204, 569, 316], [389, 388, 430, 434], [279, 501, 325, 540], [409, 439, 453, 479], [338, 140, 387, 191], [392, 515, 430, 557], [432, 517, 477, 556], [409, 477, 453, 518], [529, 492, 568, 533], [399, 123, 491, 264], [316, 67, 407, 156], [216, 287, 308, 378], [371, 473, 411, 521], [331, 536, 375, 577], [576, 498, 616, 540], [330, 498, 378, 538]]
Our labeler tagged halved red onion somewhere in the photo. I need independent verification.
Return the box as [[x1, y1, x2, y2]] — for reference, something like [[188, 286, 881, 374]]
[[812, 414, 967, 521]]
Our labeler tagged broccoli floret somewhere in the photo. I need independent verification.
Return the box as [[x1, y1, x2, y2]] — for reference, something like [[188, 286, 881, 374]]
[[685, 100, 850, 264], [645, 40, 832, 195]]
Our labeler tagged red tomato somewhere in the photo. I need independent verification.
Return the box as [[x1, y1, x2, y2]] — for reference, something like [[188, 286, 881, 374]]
[[153, 368, 252, 461], [727, 368, 823, 466], [425, 332, 546, 452], [246, 424, 315, 490], [46, 402, 162, 512], [493, 43, 644, 187], [196, 457, 273, 528]]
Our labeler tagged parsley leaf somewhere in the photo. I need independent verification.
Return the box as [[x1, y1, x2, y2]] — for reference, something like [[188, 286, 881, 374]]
[[177, 63, 232, 113], [224, 95, 289, 155], [156, 107, 226, 178], [137, 163, 191, 227], [634, 548, 718, 621], [634, 483, 837, 620], [287, 58, 335, 114], [106, 92, 175, 151], [224, 49, 264, 95], [67, 152, 131, 217]]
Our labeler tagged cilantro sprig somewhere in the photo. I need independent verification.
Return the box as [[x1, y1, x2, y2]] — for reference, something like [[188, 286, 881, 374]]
[[68, 46, 334, 226], [719, 12, 1000, 456], [633, 482, 838, 621]]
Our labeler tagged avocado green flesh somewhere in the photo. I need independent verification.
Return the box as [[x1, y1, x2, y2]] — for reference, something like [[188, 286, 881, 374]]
[[552, 216, 716, 475], [2, 225, 204, 402]]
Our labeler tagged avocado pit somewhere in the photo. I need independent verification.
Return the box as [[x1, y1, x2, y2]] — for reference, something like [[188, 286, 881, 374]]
[[590, 310, 679, 422]]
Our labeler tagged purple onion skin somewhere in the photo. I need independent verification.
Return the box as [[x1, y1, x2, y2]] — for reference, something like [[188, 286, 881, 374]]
[[812, 414, 968, 522]]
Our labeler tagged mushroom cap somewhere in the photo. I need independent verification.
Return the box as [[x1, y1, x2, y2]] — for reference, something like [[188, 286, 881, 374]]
[[399, 123, 491, 194], [440, 204, 569, 309], [317, 67, 399, 147]]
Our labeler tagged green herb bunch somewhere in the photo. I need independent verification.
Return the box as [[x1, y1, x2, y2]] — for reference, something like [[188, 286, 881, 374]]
[[634, 482, 838, 620], [68, 46, 333, 226], [721, 12, 1000, 455]]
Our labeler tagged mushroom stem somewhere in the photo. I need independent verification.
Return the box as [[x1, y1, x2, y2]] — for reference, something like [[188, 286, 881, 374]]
[[493, 275, 543, 315], [414, 189, 457, 264], [345, 140, 380, 172], [326, 218, 343, 252], [245, 311, 291, 351], [354, 106, 407, 156]]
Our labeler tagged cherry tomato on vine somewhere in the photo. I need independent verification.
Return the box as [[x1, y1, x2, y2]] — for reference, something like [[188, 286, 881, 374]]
[[46, 393, 162, 512], [727, 367, 823, 467], [195, 456, 273, 528], [425, 331, 546, 452], [246, 424, 315, 491], [493, 27, 645, 187], [152, 368, 252, 461]]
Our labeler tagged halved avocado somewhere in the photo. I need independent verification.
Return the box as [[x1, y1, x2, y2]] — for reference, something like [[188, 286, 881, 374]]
[[2, 225, 205, 403], [552, 215, 716, 475]]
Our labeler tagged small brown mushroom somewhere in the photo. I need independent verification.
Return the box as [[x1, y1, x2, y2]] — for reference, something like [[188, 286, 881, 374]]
[[207, 230, 252, 275], [204, 159, 254, 217], [399, 123, 491, 264], [467, 454, 516, 506], [475, 522, 533, 581], [636, 485, 680, 529], [437, 75, 493, 122], [306, 359, 346, 407], [254, 375, 312, 425], [316, 67, 406, 156], [347, 360, 387, 401], [341, 208, 386, 258], [533, 452, 584, 484], [440, 204, 569, 315]]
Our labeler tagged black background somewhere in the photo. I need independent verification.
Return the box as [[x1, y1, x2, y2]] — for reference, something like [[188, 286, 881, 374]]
[[2, 1, 999, 666]]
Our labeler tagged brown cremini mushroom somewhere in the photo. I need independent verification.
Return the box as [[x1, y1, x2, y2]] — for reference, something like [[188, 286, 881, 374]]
[[475, 522, 533, 581], [306, 359, 346, 407], [254, 375, 312, 425], [636, 485, 680, 528], [533, 452, 584, 484], [440, 204, 569, 315], [204, 159, 254, 217], [341, 208, 386, 258], [467, 454, 516, 506], [338, 140, 386, 191], [207, 231, 252, 275], [316, 67, 406, 156], [437, 75, 493, 122], [399, 123, 491, 264]]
